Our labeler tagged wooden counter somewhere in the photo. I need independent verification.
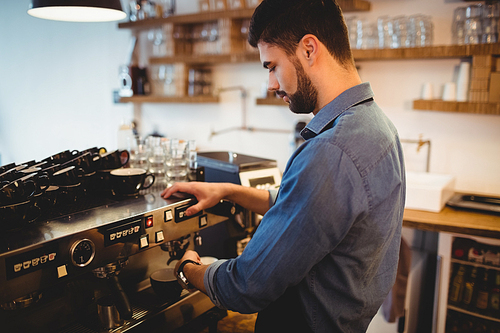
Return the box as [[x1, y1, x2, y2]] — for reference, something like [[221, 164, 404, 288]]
[[403, 207, 500, 239]]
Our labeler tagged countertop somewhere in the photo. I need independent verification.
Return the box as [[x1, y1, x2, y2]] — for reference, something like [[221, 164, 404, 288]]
[[403, 206, 500, 239]]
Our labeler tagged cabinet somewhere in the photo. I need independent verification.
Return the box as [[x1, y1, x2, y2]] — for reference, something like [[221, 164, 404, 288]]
[[117, 5, 500, 116], [437, 233, 500, 333]]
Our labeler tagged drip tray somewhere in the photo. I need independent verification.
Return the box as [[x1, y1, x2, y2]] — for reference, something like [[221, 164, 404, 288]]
[[59, 289, 224, 333]]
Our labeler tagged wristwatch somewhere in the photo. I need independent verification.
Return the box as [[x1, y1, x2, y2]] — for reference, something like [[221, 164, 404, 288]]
[[176, 259, 201, 289]]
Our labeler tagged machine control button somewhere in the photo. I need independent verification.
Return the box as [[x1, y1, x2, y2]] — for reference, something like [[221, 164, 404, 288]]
[[155, 231, 164, 243], [140, 235, 149, 249], [164, 210, 173, 222], [199, 215, 208, 228], [175, 203, 202, 223], [145, 215, 154, 228], [57, 265, 68, 278]]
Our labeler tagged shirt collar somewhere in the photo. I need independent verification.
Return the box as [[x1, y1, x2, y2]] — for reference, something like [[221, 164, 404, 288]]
[[300, 82, 374, 140]]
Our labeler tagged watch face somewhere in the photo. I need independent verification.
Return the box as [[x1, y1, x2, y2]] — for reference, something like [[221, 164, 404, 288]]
[[178, 271, 190, 289]]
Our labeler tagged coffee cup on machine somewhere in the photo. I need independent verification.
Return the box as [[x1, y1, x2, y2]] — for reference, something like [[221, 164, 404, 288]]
[[110, 168, 155, 197], [62, 152, 101, 174], [81, 146, 107, 156], [0, 178, 37, 205], [50, 165, 84, 186], [99, 150, 130, 170], [18, 172, 50, 196], [43, 150, 79, 165]]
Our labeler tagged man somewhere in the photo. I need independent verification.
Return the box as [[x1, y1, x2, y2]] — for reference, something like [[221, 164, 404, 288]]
[[161, 0, 405, 332]]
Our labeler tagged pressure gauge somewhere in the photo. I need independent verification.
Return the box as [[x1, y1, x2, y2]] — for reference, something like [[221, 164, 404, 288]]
[[70, 239, 95, 267]]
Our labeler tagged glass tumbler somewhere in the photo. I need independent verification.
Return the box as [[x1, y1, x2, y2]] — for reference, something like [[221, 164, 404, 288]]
[[129, 137, 150, 170], [377, 16, 393, 49], [147, 137, 169, 190], [165, 140, 189, 186], [451, 7, 466, 45], [391, 16, 408, 48], [482, 3, 499, 44], [464, 4, 483, 44]]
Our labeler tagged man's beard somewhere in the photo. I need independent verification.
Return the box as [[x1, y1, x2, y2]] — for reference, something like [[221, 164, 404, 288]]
[[278, 57, 318, 114]]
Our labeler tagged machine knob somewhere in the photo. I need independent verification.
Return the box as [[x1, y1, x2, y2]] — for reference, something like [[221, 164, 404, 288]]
[[195, 232, 202, 247]]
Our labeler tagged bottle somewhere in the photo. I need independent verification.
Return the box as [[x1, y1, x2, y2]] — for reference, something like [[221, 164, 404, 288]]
[[117, 120, 135, 152], [449, 265, 466, 305], [475, 269, 489, 314], [463, 266, 478, 309], [489, 270, 500, 318]]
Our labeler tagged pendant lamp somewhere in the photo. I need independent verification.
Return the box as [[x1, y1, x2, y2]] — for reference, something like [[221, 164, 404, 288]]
[[28, 0, 127, 22]]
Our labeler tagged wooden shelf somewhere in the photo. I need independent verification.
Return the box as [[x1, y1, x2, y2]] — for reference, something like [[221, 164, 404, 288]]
[[118, 8, 256, 30], [149, 44, 500, 66], [256, 97, 287, 106], [118, 2, 371, 30], [413, 99, 500, 115], [118, 95, 219, 104], [150, 52, 260, 65], [450, 258, 500, 272], [352, 43, 500, 61], [448, 305, 500, 324]]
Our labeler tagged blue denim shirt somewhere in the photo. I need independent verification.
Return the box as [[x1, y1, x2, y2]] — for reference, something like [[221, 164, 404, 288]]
[[205, 82, 405, 332]]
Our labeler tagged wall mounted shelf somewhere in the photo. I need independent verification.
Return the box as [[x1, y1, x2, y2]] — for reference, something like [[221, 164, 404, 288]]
[[118, 2, 371, 31], [118, 95, 219, 104], [256, 97, 287, 106], [413, 99, 500, 115], [149, 52, 260, 65], [352, 43, 500, 61]]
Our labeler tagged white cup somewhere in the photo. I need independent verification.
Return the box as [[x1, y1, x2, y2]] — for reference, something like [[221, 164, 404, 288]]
[[442, 82, 457, 101], [456, 61, 471, 102], [421, 82, 434, 100]]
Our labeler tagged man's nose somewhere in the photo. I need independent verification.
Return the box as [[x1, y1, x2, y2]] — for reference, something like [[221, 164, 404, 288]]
[[268, 74, 279, 91]]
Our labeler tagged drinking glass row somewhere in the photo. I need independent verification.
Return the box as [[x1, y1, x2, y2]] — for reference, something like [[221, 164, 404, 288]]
[[129, 137, 197, 190], [452, 3, 499, 45], [346, 14, 433, 50]]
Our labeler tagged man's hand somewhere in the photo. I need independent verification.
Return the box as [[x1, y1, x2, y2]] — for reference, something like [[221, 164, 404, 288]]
[[174, 250, 208, 293], [161, 182, 231, 217], [174, 250, 202, 276]]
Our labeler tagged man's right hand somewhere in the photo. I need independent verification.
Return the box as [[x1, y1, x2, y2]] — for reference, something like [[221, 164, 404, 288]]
[[160, 182, 231, 217]]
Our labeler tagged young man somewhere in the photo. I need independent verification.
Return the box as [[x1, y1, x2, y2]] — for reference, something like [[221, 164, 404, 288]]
[[161, 0, 406, 332]]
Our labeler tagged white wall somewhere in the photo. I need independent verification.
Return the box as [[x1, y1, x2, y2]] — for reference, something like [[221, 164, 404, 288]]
[[1, 0, 499, 196]]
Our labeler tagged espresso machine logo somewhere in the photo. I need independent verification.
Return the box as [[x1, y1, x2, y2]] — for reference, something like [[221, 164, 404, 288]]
[[5, 244, 59, 280]]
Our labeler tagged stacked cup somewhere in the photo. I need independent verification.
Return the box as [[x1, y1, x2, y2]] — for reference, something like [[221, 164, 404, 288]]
[[482, 2, 499, 44], [452, 7, 467, 45], [464, 4, 483, 44]]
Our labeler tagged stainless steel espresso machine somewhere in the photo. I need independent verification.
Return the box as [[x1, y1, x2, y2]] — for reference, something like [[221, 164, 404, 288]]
[[0, 192, 228, 332]]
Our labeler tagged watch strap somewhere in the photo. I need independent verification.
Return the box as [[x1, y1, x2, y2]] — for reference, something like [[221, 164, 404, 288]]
[[177, 259, 201, 289]]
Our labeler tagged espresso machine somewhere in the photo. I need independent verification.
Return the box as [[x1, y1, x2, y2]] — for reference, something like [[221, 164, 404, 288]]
[[194, 152, 282, 259], [0, 191, 228, 332]]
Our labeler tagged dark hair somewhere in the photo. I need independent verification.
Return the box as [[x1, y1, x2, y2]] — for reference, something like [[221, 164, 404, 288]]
[[248, 0, 354, 68]]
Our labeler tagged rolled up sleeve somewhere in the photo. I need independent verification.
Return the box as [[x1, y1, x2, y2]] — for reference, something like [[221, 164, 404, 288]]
[[204, 259, 228, 308]]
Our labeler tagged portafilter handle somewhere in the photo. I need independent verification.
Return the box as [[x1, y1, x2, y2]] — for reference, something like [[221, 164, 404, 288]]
[[161, 235, 191, 265], [92, 260, 133, 320], [107, 274, 133, 320]]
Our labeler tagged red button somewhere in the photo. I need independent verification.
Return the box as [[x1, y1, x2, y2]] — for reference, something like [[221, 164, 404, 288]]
[[145, 216, 154, 228]]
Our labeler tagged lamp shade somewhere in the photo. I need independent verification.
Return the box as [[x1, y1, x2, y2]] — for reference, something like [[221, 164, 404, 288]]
[[28, 0, 127, 22]]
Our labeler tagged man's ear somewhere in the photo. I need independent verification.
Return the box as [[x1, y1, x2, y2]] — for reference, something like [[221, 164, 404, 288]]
[[298, 34, 319, 66]]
